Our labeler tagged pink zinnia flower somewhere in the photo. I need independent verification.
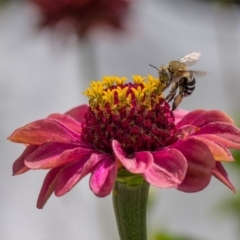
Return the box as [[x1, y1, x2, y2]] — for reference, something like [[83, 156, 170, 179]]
[[8, 75, 240, 208], [30, 0, 130, 37]]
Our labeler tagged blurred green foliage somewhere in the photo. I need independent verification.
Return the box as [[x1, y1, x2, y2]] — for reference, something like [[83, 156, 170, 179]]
[[201, 0, 240, 4], [0, 0, 8, 5], [151, 231, 206, 240], [232, 150, 240, 167], [0, 0, 24, 7]]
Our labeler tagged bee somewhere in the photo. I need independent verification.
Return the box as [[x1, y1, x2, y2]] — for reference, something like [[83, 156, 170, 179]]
[[149, 52, 209, 110]]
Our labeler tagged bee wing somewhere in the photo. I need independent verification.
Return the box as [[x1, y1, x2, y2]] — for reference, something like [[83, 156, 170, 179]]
[[179, 52, 201, 66], [179, 70, 210, 78], [188, 70, 210, 77]]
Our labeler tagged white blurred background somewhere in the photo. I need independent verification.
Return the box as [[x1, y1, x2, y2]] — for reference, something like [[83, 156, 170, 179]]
[[1, 0, 240, 239]]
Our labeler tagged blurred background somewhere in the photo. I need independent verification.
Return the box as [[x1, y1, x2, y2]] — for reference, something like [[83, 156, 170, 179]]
[[1, 0, 240, 239]]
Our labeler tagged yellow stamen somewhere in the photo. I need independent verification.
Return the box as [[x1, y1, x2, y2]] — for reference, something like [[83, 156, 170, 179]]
[[83, 75, 164, 111]]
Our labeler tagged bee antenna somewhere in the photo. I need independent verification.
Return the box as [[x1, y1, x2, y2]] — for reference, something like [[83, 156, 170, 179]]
[[149, 64, 159, 71]]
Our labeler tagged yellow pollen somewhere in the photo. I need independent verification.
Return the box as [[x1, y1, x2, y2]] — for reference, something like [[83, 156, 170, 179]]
[[132, 75, 146, 84], [83, 75, 164, 111]]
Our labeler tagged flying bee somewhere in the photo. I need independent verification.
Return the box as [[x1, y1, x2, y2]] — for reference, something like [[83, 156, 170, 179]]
[[149, 52, 209, 110]]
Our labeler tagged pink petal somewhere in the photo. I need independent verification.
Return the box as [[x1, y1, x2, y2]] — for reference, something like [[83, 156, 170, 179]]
[[194, 122, 240, 149], [47, 113, 82, 133], [212, 162, 235, 193], [37, 167, 63, 209], [143, 148, 187, 188], [25, 143, 93, 169], [172, 138, 216, 192], [90, 155, 118, 197], [191, 110, 234, 127], [55, 154, 93, 196], [189, 136, 234, 161], [197, 134, 240, 149], [112, 140, 153, 173], [12, 145, 38, 175], [176, 109, 206, 128], [65, 105, 88, 123], [173, 109, 189, 124], [8, 119, 81, 145]]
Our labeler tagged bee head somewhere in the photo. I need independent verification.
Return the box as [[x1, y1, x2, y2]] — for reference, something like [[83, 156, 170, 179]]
[[159, 66, 171, 84]]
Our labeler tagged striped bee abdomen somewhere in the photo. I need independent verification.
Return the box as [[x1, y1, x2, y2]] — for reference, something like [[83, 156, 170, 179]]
[[181, 77, 196, 97]]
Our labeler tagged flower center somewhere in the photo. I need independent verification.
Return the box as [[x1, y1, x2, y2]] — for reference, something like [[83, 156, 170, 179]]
[[82, 76, 176, 156]]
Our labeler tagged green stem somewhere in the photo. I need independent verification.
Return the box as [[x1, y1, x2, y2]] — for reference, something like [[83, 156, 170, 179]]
[[112, 181, 150, 240]]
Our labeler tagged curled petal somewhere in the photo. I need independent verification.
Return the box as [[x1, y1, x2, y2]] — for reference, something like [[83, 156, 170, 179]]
[[212, 162, 235, 193], [47, 113, 82, 133], [143, 148, 187, 188], [191, 110, 234, 127], [65, 105, 88, 123], [189, 136, 233, 161], [173, 109, 189, 124], [177, 109, 206, 128], [90, 155, 118, 197], [12, 145, 38, 175], [8, 119, 80, 145], [200, 134, 240, 149], [37, 167, 63, 209], [194, 122, 240, 149], [172, 138, 216, 192], [25, 143, 93, 169], [55, 155, 93, 196], [112, 140, 153, 173]]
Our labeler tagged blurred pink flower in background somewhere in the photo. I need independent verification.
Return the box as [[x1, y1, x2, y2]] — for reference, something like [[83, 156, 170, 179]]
[[30, 0, 131, 37], [8, 76, 240, 208]]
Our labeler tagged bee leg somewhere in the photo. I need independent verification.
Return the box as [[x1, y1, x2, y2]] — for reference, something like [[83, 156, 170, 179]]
[[172, 94, 183, 111], [165, 83, 178, 102], [171, 83, 185, 110]]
